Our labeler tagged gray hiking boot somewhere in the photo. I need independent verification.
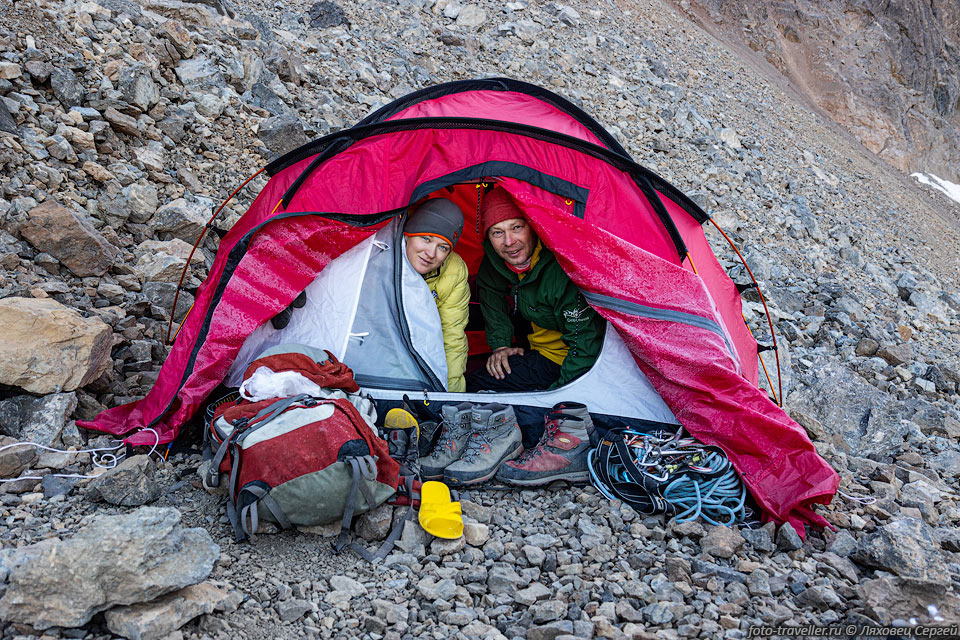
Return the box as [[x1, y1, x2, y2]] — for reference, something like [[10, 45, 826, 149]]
[[417, 420, 440, 457], [383, 407, 420, 478], [420, 402, 474, 480], [444, 403, 523, 486], [497, 401, 595, 486]]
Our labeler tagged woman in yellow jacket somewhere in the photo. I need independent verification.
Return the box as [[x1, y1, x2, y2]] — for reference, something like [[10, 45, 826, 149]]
[[403, 198, 470, 392]]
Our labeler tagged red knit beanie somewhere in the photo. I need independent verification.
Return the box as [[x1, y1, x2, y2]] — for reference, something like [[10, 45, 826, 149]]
[[480, 187, 525, 235]]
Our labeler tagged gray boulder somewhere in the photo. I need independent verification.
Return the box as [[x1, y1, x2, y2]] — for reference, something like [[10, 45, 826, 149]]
[[0, 507, 220, 629], [87, 455, 161, 506], [19, 200, 119, 277], [150, 198, 208, 243], [0, 392, 78, 447], [0, 99, 16, 135], [118, 65, 160, 113], [258, 114, 309, 158], [0, 436, 38, 478], [50, 68, 84, 108], [104, 582, 236, 640], [861, 576, 960, 625], [307, 1, 349, 28], [852, 518, 949, 582], [789, 358, 918, 457]]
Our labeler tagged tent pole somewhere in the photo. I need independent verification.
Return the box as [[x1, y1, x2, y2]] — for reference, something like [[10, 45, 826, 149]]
[[706, 217, 783, 406], [165, 167, 267, 344]]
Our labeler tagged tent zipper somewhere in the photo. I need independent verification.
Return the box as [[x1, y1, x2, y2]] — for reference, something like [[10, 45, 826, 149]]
[[393, 212, 445, 392]]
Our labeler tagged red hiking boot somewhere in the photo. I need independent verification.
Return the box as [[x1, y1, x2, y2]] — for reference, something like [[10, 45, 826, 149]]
[[496, 402, 595, 486]]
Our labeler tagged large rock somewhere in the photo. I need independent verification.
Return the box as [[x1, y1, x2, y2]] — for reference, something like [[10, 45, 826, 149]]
[[135, 238, 205, 283], [852, 518, 949, 582], [0, 99, 17, 135], [161, 20, 196, 58], [700, 525, 745, 559], [0, 392, 77, 447], [150, 198, 208, 243], [861, 576, 960, 625], [356, 503, 394, 541], [19, 200, 118, 276], [87, 455, 161, 506], [307, 1, 349, 28], [258, 114, 309, 158], [50, 69, 84, 108], [142, 281, 194, 323], [140, 0, 220, 26], [104, 582, 234, 640], [0, 298, 112, 394], [124, 182, 160, 224], [0, 507, 220, 629], [105, 106, 141, 137], [174, 57, 236, 118], [788, 358, 917, 456], [118, 65, 160, 113], [0, 436, 38, 478]]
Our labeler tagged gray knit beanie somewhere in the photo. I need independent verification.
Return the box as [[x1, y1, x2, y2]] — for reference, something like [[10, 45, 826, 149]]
[[403, 198, 464, 248]]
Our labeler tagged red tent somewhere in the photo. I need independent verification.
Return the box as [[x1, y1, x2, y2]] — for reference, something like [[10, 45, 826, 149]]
[[80, 79, 837, 533]]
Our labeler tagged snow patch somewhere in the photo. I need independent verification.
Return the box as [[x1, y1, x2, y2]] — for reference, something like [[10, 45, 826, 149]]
[[912, 172, 960, 207]]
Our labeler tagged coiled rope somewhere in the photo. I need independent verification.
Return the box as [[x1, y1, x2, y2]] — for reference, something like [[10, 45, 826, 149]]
[[588, 427, 751, 526]]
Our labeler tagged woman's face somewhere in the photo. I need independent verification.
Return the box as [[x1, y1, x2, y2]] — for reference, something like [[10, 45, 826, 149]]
[[406, 235, 452, 274]]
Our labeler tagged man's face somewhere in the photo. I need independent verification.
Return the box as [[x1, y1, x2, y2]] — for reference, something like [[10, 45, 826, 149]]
[[487, 217, 536, 268]]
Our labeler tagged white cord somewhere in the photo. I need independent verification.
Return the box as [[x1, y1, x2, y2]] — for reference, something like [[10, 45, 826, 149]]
[[836, 489, 877, 505], [0, 428, 161, 483]]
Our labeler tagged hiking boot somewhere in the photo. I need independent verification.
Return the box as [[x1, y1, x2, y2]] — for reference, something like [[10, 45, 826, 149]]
[[270, 291, 307, 330], [383, 407, 420, 478], [444, 403, 523, 486], [417, 420, 440, 457], [496, 402, 595, 486], [420, 402, 474, 480]]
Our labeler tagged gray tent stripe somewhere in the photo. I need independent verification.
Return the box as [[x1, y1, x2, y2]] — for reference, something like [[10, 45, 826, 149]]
[[581, 291, 736, 359]]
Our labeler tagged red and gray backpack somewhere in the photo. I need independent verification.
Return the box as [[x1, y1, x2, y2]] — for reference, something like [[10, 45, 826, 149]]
[[204, 345, 404, 556]]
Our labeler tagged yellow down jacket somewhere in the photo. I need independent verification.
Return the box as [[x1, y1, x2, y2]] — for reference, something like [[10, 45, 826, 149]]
[[423, 251, 470, 392]]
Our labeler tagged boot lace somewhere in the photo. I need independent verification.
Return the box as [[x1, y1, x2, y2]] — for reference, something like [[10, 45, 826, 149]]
[[424, 419, 467, 460], [516, 417, 561, 464], [457, 431, 490, 463]]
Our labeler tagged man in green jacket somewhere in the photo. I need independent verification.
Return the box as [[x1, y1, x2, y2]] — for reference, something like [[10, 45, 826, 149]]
[[466, 187, 605, 392]]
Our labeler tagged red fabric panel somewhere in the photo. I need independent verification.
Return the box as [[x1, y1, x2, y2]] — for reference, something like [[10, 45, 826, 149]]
[[668, 199, 760, 386], [502, 180, 837, 533], [80, 216, 385, 444], [283, 128, 681, 264], [387, 90, 608, 147]]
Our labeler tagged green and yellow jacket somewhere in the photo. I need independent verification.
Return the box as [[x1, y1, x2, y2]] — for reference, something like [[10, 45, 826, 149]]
[[476, 240, 604, 389]]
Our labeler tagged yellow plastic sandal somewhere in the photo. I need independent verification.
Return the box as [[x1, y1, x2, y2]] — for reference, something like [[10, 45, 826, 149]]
[[418, 481, 463, 539]]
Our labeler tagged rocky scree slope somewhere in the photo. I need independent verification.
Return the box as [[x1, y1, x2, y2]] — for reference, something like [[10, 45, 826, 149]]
[[0, 0, 959, 638]]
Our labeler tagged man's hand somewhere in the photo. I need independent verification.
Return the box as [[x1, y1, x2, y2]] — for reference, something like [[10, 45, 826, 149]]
[[486, 346, 524, 380]]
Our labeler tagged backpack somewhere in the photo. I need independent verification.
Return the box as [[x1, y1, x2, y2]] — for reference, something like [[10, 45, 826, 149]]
[[203, 345, 402, 553]]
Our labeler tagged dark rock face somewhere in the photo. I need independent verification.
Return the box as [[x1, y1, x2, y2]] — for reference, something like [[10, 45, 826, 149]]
[[670, 0, 960, 182], [307, 1, 349, 29]]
